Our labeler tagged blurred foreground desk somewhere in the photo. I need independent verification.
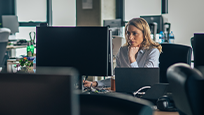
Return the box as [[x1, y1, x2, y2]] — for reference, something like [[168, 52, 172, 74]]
[[154, 110, 179, 115]]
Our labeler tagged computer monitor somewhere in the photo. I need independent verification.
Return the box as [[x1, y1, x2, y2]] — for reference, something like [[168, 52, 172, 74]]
[[0, 67, 79, 115], [104, 19, 121, 28], [140, 15, 163, 34], [36, 26, 113, 76], [104, 19, 123, 36], [193, 33, 204, 68], [2, 15, 19, 34]]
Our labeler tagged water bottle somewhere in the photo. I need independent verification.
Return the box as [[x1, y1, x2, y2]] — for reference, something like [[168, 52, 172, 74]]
[[159, 31, 164, 43], [169, 31, 175, 43], [30, 42, 35, 56], [27, 42, 32, 57], [33, 57, 36, 73]]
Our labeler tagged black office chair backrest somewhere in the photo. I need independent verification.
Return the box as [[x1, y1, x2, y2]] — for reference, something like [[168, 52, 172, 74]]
[[159, 43, 192, 83], [167, 63, 204, 115], [0, 28, 10, 67], [80, 93, 153, 115], [190, 37, 194, 48]]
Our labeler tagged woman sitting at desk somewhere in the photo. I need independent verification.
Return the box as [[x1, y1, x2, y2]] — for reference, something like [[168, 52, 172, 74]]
[[83, 18, 162, 88]]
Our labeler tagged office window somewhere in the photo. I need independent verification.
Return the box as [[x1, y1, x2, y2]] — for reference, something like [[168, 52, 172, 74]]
[[16, 0, 51, 26], [16, 0, 46, 22]]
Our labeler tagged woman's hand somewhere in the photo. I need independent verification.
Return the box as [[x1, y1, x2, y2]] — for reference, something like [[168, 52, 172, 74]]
[[83, 80, 98, 87], [128, 45, 140, 63]]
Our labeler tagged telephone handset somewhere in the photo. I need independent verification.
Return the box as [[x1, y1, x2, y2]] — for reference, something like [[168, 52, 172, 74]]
[[133, 86, 151, 97]]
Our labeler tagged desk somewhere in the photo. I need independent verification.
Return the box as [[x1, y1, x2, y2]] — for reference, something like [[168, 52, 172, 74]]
[[6, 45, 27, 58], [6, 45, 36, 58], [154, 110, 179, 115], [109, 81, 179, 115], [6, 45, 27, 49]]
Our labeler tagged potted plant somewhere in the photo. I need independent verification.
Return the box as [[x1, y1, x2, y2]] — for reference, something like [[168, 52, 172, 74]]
[[15, 57, 33, 73]]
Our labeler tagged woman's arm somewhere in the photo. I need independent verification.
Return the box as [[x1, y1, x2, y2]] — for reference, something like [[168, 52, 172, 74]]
[[83, 80, 98, 87], [97, 78, 111, 87], [143, 48, 160, 67], [83, 78, 111, 88]]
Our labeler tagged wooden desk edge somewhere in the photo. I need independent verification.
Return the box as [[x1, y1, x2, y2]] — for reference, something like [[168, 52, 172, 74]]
[[154, 110, 179, 115]]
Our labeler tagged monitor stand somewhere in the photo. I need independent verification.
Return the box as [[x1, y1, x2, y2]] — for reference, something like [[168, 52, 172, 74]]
[[76, 75, 86, 91]]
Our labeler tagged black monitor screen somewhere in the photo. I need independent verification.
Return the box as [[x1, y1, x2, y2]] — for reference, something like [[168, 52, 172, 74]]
[[193, 33, 204, 68], [0, 69, 79, 115], [36, 26, 113, 76], [140, 15, 163, 34]]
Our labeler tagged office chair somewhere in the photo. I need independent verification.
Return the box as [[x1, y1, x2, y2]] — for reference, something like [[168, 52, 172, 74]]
[[0, 28, 10, 68], [190, 36, 194, 50], [167, 63, 204, 115], [190, 37, 195, 64], [80, 93, 153, 115], [159, 43, 192, 83]]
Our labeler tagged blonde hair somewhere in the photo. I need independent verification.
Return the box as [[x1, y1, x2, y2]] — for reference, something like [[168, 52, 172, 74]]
[[124, 18, 162, 53]]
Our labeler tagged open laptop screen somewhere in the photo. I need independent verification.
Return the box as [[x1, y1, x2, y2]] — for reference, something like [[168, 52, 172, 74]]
[[115, 68, 159, 93]]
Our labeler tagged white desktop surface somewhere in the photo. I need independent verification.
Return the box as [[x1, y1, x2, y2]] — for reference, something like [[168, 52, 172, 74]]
[[6, 45, 27, 49]]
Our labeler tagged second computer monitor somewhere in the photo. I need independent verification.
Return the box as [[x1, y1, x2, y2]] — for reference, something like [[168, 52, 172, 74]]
[[193, 33, 204, 68], [140, 15, 163, 34]]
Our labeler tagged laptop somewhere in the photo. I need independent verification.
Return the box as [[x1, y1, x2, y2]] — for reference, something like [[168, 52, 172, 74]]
[[115, 68, 159, 93]]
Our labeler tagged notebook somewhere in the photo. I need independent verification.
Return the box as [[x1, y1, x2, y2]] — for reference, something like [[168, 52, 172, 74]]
[[115, 67, 159, 93]]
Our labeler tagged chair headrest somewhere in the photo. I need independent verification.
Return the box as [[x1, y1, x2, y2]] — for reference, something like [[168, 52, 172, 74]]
[[167, 63, 203, 79], [0, 28, 11, 33]]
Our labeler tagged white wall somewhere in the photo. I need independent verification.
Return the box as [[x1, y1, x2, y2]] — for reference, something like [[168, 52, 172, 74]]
[[125, 0, 204, 46], [168, 0, 204, 46]]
